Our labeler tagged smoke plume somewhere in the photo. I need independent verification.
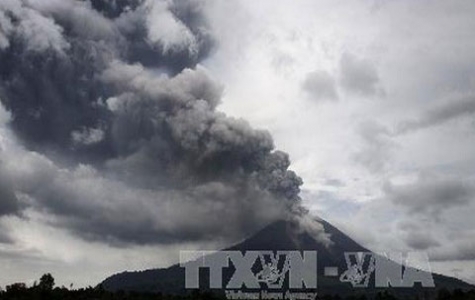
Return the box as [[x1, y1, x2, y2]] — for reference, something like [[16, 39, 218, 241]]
[[0, 0, 327, 246]]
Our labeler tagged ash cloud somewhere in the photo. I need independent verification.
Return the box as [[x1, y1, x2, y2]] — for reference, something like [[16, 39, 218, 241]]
[[0, 0, 321, 246], [0, 0, 213, 161]]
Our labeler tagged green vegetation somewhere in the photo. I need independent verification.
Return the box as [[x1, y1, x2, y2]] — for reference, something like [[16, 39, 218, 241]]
[[0, 273, 225, 300], [1, 274, 475, 300]]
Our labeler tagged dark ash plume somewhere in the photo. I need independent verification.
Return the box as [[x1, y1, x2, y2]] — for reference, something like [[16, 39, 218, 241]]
[[0, 0, 326, 246]]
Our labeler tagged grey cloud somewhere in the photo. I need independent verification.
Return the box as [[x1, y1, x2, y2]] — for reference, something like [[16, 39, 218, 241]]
[[0, 1, 70, 54], [302, 190, 361, 221], [431, 238, 475, 262], [324, 178, 345, 188], [34, 1, 121, 43], [272, 52, 295, 71], [101, 62, 223, 110], [386, 177, 474, 217], [340, 52, 383, 97], [398, 223, 441, 250], [0, 141, 289, 245], [89, 0, 143, 19], [397, 96, 475, 134], [0, 170, 19, 216], [302, 70, 338, 102], [0, 0, 320, 246], [0, 111, 20, 217], [115, 0, 213, 70], [0, 10, 13, 49], [144, 0, 198, 55], [0, 1, 121, 160], [0, 0, 213, 162], [71, 126, 105, 146], [0, 230, 13, 244], [405, 232, 440, 250], [353, 121, 395, 173], [101, 61, 303, 202]]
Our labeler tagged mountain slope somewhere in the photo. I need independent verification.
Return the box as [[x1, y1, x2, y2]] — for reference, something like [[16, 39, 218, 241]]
[[100, 219, 473, 297]]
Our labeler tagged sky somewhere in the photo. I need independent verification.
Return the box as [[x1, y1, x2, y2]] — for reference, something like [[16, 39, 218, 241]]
[[1, 0, 475, 288]]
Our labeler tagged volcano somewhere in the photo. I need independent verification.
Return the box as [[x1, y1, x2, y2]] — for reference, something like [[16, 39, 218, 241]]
[[100, 219, 472, 298]]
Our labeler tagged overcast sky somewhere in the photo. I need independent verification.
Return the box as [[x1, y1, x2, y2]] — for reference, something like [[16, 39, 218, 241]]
[[1, 0, 475, 288], [203, 0, 475, 284]]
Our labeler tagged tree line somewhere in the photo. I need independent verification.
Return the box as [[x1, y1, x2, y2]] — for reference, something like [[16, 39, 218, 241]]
[[1, 274, 475, 300]]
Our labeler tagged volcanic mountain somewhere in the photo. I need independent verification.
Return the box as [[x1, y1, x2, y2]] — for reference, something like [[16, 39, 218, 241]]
[[100, 219, 472, 298]]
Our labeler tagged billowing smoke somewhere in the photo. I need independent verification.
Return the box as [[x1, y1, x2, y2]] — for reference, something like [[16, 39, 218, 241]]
[[0, 0, 327, 245]]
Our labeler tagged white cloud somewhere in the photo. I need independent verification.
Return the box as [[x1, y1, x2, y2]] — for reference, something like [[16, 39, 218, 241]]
[[145, 0, 198, 55], [71, 127, 105, 145]]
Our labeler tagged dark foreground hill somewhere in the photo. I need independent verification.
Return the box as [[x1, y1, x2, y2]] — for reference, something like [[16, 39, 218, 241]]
[[100, 219, 473, 299]]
